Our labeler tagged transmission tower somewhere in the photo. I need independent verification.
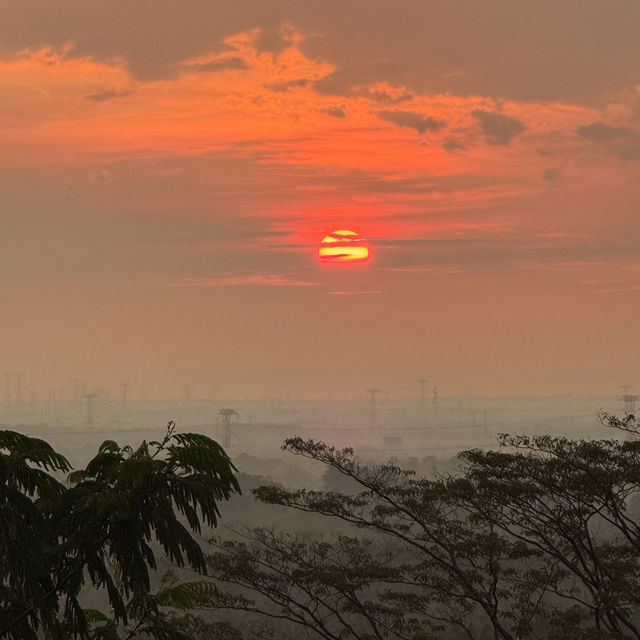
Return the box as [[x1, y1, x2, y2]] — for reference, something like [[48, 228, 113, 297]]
[[419, 378, 427, 412], [218, 408, 239, 450], [621, 385, 639, 414], [14, 373, 23, 405], [366, 388, 381, 428], [83, 393, 97, 427], [121, 382, 129, 408], [71, 379, 87, 400], [4, 372, 11, 407], [432, 385, 439, 420]]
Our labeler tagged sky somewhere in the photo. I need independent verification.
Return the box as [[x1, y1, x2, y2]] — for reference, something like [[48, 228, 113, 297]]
[[2, 0, 640, 399]]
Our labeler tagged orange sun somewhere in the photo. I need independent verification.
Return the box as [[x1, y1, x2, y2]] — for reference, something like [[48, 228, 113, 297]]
[[318, 229, 370, 264]]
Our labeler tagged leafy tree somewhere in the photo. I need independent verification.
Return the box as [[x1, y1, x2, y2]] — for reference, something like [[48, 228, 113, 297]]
[[206, 528, 427, 640], [0, 421, 240, 640], [455, 432, 640, 638], [247, 440, 547, 640], [201, 420, 640, 640]]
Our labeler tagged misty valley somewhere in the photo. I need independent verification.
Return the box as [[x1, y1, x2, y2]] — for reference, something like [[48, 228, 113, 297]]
[[2, 394, 640, 639]]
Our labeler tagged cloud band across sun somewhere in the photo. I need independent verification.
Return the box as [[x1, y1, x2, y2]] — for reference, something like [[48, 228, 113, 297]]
[[318, 230, 370, 263]]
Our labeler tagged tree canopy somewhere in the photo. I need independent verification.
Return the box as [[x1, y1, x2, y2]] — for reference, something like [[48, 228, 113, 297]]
[[5, 415, 640, 640], [200, 417, 640, 640], [0, 421, 240, 640]]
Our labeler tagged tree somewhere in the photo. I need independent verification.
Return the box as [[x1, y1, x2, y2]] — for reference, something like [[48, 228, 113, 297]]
[[205, 528, 426, 640], [455, 431, 640, 638], [201, 420, 640, 640], [230, 440, 549, 640], [0, 421, 240, 640]]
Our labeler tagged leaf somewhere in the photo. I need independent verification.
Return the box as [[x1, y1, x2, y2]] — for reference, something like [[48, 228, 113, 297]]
[[154, 580, 220, 610]]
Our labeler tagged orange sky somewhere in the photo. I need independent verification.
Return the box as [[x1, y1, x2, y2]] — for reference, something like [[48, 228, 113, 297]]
[[2, 1, 640, 398]]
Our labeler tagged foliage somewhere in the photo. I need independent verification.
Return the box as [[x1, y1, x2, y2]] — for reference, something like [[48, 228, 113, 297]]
[[455, 433, 640, 638], [6, 414, 640, 640], [0, 421, 240, 640], [206, 529, 425, 640], [199, 417, 640, 640]]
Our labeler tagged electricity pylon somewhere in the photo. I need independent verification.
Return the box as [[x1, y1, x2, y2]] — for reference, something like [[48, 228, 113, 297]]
[[218, 408, 239, 450]]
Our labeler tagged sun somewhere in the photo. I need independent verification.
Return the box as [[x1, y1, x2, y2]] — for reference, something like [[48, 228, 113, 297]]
[[318, 230, 370, 264]]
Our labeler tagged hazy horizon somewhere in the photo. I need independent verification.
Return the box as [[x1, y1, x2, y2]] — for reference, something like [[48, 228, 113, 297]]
[[3, 1, 640, 399]]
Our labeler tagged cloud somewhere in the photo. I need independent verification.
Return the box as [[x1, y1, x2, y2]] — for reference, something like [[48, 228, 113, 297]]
[[265, 168, 494, 198], [328, 289, 384, 295], [3, 1, 640, 102], [443, 137, 466, 153], [377, 109, 446, 134], [542, 167, 561, 181], [374, 237, 505, 248], [384, 265, 465, 275], [369, 89, 413, 102], [184, 56, 248, 72], [265, 78, 310, 92], [472, 109, 526, 145], [320, 105, 347, 118], [170, 274, 320, 287], [367, 82, 413, 103], [577, 120, 640, 160], [87, 167, 116, 182], [84, 87, 136, 102], [592, 285, 640, 295], [577, 121, 635, 142]]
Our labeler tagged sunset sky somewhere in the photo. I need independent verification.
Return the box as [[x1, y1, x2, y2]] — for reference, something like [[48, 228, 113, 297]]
[[2, 0, 640, 398]]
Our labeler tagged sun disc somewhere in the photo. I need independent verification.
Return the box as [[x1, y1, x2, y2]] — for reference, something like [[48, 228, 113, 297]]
[[318, 229, 370, 263]]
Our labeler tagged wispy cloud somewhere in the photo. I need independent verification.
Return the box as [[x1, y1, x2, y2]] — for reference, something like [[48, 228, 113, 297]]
[[169, 274, 320, 287], [265, 78, 310, 92], [577, 120, 640, 160], [472, 109, 526, 145], [367, 82, 413, 103], [84, 86, 136, 102], [328, 289, 384, 295], [377, 109, 446, 134], [443, 137, 467, 153], [183, 56, 248, 73], [592, 285, 640, 295], [320, 105, 347, 118], [516, 260, 608, 273], [384, 265, 465, 275], [542, 167, 561, 181]]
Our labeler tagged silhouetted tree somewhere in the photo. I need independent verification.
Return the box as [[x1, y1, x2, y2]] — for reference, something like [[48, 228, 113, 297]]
[[200, 418, 640, 640], [205, 528, 427, 640], [455, 430, 640, 638], [0, 421, 240, 640]]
